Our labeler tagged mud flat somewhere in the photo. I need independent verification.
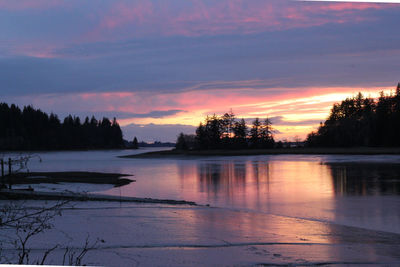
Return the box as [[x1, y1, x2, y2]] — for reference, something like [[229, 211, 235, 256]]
[[0, 189, 197, 205], [4, 171, 134, 186], [1, 201, 399, 266]]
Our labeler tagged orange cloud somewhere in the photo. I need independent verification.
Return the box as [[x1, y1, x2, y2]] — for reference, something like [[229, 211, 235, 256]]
[[20, 84, 392, 141], [312, 2, 385, 12]]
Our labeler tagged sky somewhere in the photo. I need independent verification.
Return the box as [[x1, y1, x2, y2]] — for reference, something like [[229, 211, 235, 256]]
[[0, 0, 399, 142]]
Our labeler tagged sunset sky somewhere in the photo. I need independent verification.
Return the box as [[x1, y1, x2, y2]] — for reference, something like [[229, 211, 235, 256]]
[[1, 0, 399, 142]]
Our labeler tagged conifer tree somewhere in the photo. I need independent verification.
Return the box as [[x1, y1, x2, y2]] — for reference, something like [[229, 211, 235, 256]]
[[132, 137, 139, 149]]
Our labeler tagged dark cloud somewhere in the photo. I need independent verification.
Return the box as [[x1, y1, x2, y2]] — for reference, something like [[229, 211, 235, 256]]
[[121, 123, 196, 142], [243, 116, 321, 127], [78, 110, 185, 119], [270, 116, 322, 126]]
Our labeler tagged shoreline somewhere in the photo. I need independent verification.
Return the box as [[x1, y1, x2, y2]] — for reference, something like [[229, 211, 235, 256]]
[[121, 147, 400, 158], [5, 171, 135, 187], [0, 189, 197, 205], [0, 147, 173, 153]]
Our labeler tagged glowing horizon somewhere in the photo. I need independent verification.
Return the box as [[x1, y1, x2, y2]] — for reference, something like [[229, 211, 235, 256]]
[[113, 86, 397, 141], [4, 85, 396, 142]]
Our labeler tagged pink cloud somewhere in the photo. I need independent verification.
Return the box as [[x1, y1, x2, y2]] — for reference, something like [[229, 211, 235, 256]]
[[313, 2, 385, 12], [85, 0, 392, 41], [100, 1, 154, 30], [61, 85, 390, 119], [4, 0, 395, 56]]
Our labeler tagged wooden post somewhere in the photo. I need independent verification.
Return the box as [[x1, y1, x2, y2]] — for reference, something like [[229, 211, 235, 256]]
[[8, 158, 12, 189], [1, 159, 4, 188]]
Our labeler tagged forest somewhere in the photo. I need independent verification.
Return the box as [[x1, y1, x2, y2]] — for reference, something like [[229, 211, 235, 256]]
[[0, 103, 124, 150], [176, 111, 274, 150], [307, 83, 400, 147]]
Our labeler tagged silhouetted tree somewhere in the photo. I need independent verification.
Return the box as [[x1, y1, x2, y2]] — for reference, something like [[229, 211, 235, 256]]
[[221, 110, 235, 139], [260, 118, 274, 148], [195, 123, 208, 149], [307, 83, 400, 147], [0, 103, 124, 150], [176, 133, 188, 150], [132, 137, 139, 149], [176, 133, 196, 150], [204, 115, 222, 149], [250, 118, 262, 148], [193, 111, 274, 150], [233, 118, 247, 148]]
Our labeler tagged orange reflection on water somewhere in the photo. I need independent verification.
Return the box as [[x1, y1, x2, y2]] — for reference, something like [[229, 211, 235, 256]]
[[178, 160, 335, 218]]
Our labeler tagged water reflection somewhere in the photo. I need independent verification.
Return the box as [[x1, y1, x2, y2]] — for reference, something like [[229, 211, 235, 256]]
[[327, 163, 400, 196], [197, 162, 247, 197], [178, 159, 334, 215], [8, 150, 400, 234], [181, 160, 400, 203], [176, 159, 400, 233]]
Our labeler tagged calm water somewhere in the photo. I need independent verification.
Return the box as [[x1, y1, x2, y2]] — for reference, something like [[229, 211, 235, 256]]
[[4, 149, 400, 234]]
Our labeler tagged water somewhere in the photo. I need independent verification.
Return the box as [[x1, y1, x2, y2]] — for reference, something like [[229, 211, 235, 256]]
[[3, 149, 400, 234]]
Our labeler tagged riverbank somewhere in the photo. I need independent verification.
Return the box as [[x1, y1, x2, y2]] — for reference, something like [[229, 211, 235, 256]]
[[121, 147, 400, 158]]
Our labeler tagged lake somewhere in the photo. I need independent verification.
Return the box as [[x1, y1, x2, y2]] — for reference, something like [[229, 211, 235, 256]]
[[5, 149, 400, 234]]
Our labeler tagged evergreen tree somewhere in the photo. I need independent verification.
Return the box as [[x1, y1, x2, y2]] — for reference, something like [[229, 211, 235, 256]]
[[176, 133, 188, 150], [193, 111, 274, 150], [205, 115, 222, 149], [233, 118, 248, 148], [132, 137, 139, 149], [0, 103, 124, 150], [221, 110, 235, 139], [250, 118, 262, 148], [260, 118, 274, 148], [307, 83, 400, 147], [195, 123, 208, 149]]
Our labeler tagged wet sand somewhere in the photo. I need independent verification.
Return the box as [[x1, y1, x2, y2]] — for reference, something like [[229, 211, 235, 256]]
[[2, 201, 399, 266], [6, 171, 134, 186], [0, 189, 196, 205]]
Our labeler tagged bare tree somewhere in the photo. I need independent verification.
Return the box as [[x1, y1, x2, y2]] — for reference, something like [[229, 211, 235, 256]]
[[0, 201, 101, 265]]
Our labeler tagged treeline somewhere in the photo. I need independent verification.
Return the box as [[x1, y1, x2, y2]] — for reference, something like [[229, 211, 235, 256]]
[[0, 103, 124, 150], [307, 83, 400, 147], [138, 141, 175, 147], [176, 111, 274, 150]]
